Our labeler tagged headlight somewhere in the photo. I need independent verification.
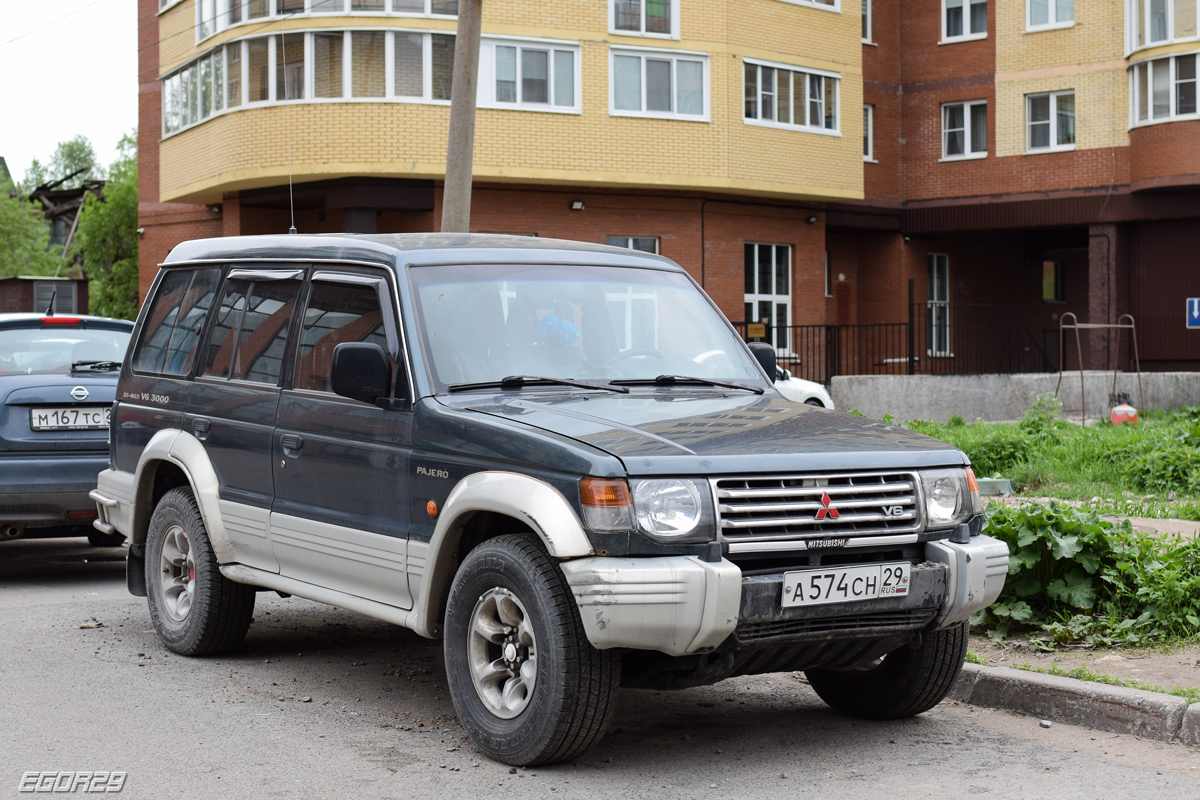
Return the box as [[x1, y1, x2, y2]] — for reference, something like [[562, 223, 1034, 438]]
[[920, 468, 977, 529], [633, 479, 701, 536]]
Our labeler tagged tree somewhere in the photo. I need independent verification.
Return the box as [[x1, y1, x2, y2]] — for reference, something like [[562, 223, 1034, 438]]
[[71, 132, 139, 320], [0, 180, 63, 277], [20, 135, 104, 193]]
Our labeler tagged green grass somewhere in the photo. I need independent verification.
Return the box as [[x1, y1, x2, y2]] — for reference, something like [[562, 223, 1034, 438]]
[[906, 396, 1200, 519], [1008, 662, 1200, 705]]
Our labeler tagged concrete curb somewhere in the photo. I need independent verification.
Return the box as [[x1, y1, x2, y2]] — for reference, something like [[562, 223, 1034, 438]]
[[950, 663, 1200, 746]]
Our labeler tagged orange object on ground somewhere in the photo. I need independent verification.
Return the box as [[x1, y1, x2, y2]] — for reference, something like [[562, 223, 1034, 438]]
[[1111, 403, 1138, 425]]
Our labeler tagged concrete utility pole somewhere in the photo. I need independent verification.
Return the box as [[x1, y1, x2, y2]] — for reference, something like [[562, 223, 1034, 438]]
[[440, 0, 482, 233]]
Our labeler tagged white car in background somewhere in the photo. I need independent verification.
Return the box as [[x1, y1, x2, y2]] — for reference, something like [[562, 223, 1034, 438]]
[[774, 366, 835, 408]]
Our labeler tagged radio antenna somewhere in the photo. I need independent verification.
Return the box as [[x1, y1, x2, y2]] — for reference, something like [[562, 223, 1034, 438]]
[[282, 33, 296, 234]]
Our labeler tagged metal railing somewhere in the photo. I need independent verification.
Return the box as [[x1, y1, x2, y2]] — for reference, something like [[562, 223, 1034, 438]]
[[735, 290, 1045, 385]]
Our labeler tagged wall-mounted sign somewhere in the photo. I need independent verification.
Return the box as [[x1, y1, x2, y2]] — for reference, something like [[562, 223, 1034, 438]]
[[1189, 298, 1200, 330], [746, 323, 767, 339]]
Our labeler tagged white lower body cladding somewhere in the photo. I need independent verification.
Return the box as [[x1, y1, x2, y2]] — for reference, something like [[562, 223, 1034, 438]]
[[91, 468, 135, 537], [560, 556, 741, 657], [925, 534, 1010, 629]]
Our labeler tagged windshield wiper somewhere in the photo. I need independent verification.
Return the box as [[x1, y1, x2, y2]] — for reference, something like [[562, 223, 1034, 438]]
[[610, 374, 764, 394], [71, 360, 122, 372], [448, 375, 630, 394]]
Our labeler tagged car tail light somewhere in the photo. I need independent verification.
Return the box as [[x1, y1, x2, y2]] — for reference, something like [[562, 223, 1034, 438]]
[[68, 509, 98, 520], [41, 317, 83, 325]]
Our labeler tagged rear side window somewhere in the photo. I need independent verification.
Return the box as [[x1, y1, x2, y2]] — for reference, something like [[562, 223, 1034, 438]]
[[295, 282, 387, 393], [202, 278, 302, 384], [131, 268, 220, 376]]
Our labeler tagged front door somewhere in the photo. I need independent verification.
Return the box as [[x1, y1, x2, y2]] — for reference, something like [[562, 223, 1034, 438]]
[[270, 271, 414, 609]]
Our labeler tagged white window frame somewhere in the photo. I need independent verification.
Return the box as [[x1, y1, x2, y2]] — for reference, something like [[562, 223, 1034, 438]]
[[477, 37, 582, 114], [927, 254, 952, 357], [824, 251, 833, 298], [863, 104, 875, 161], [159, 0, 187, 12], [1026, 0, 1074, 31], [1127, 0, 1200, 54], [197, 1, 459, 44], [606, 236, 660, 253], [941, 0, 988, 44], [163, 29, 456, 138], [1025, 90, 1076, 152], [940, 100, 988, 161], [609, 0, 681, 40], [775, 0, 841, 12], [862, 0, 873, 42], [609, 45, 710, 121], [742, 57, 841, 135], [744, 242, 793, 355], [1130, 53, 1200, 125]]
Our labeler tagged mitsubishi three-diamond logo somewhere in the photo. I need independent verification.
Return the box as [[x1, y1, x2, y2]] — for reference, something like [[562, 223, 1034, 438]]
[[815, 492, 840, 520]]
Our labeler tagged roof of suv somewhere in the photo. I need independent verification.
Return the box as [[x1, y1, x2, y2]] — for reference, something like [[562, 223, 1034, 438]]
[[163, 233, 682, 272]]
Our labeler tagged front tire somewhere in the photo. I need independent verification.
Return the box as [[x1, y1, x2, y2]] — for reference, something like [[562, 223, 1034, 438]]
[[805, 621, 968, 719], [444, 534, 620, 766], [145, 487, 255, 656]]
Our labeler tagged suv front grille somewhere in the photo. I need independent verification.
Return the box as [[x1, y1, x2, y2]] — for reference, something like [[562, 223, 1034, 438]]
[[713, 472, 922, 551]]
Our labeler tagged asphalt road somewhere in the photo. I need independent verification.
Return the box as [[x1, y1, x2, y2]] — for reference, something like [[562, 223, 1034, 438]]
[[3, 537, 1199, 800]]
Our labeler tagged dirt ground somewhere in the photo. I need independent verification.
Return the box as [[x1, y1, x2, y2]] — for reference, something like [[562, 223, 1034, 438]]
[[969, 635, 1200, 694]]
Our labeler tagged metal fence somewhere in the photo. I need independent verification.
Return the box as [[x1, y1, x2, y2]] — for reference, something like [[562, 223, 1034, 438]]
[[735, 302, 1045, 386]]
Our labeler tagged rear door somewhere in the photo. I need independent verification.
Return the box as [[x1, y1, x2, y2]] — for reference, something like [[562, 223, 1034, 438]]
[[270, 269, 414, 608], [186, 268, 303, 573]]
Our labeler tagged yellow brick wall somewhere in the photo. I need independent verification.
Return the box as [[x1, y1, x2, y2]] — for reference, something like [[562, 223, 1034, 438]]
[[157, 0, 864, 204], [994, 0, 1129, 155]]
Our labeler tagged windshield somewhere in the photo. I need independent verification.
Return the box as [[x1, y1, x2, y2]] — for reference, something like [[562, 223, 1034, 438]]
[[410, 263, 765, 391], [0, 326, 132, 375]]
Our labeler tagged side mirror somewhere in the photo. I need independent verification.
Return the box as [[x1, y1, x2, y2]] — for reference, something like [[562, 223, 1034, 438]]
[[747, 342, 777, 378], [331, 342, 392, 407]]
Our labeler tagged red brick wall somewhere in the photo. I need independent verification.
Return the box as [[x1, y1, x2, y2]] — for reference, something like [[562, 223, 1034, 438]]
[[1129, 120, 1200, 190]]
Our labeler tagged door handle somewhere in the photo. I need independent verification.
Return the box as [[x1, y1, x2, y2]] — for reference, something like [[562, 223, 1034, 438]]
[[280, 434, 304, 451], [192, 418, 210, 439]]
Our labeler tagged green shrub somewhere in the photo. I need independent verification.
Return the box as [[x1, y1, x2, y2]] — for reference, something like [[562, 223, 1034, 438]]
[[974, 502, 1200, 645]]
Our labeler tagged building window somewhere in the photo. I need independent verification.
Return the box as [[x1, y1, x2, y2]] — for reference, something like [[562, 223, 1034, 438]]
[[824, 251, 833, 298], [1027, 91, 1075, 151], [164, 30, 456, 136], [1028, 0, 1073, 30], [610, 48, 707, 120], [744, 243, 791, 352], [863, 104, 875, 160], [863, 0, 872, 41], [743, 59, 839, 133], [927, 254, 951, 357], [775, 0, 839, 9], [943, 0, 987, 41], [197, 2, 459, 44], [1132, 54, 1198, 123], [480, 39, 580, 112], [1128, 0, 1200, 51], [942, 100, 987, 159], [1042, 260, 1064, 302], [607, 236, 659, 253], [611, 0, 679, 38]]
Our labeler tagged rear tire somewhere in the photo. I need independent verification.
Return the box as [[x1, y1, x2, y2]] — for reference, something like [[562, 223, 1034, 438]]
[[805, 621, 968, 719], [145, 487, 255, 656], [444, 534, 620, 766]]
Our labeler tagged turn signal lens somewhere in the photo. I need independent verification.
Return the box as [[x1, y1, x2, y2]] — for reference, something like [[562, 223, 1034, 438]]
[[579, 477, 633, 531], [965, 466, 983, 515]]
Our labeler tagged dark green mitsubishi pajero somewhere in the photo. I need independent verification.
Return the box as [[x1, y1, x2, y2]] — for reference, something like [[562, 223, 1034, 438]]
[[93, 233, 1009, 766]]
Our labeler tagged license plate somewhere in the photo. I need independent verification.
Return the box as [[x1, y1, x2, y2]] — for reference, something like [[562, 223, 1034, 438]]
[[30, 406, 111, 431], [781, 562, 911, 608]]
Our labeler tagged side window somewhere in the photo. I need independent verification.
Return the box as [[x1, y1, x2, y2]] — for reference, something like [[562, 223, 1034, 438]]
[[202, 278, 301, 384], [295, 282, 388, 393], [131, 268, 221, 376]]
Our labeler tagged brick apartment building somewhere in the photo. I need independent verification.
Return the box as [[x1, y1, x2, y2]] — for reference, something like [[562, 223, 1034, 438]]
[[137, 0, 1200, 382]]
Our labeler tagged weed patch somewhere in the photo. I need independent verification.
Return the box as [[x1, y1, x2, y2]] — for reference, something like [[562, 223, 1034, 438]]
[[1009, 662, 1200, 704]]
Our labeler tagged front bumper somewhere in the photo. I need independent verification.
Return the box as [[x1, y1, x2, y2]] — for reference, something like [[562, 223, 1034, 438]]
[[560, 534, 1010, 656], [0, 452, 110, 526]]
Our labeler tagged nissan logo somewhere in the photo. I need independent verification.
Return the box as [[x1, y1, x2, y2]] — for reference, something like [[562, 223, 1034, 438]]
[[70, 386, 89, 401]]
